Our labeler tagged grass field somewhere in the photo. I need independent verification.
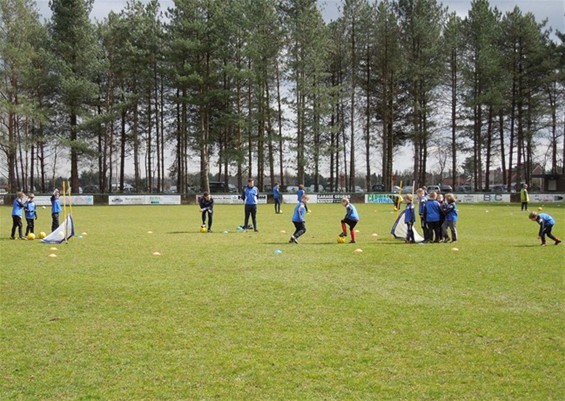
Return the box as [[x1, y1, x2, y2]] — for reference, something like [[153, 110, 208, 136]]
[[1, 202, 563, 400]]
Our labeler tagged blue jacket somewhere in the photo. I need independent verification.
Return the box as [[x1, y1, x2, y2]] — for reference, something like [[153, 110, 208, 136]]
[[243, 186, 258, 205], [443, 202, 458, 222], [344, 203, 359, 221], [51, 195, 62, 213], [404, 202, 415, 223], [273, 185, 280, 200], [297, 188, 305, 201], [12, 198, 25, 217], [424, 200, 441, 222], [292, 202, 307, 223], [25, 201, 37, 219]]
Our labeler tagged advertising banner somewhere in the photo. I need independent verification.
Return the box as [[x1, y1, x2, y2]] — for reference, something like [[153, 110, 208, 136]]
[[109, 195, 181, 205], [365, 194, 397, 204], [33, 195, 94, 206], [282, 194, 318, 204], [456, 194, 511, 203], [196, 194, 268, 205], [316, 194, 351, 204]]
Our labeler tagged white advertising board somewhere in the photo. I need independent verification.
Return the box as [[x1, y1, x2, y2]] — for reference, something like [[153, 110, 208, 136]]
[[530, 193, 564, 202], [456, 194, 511, 203], [282, 194, 319, 204], [33, 195, 94, 206], [316, 194, 351, 204], [196, 194, 268, 204], [109, 195, 181, 205]]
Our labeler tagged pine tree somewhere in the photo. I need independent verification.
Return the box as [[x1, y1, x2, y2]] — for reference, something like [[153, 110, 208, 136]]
[[49, 0, 99, 192]]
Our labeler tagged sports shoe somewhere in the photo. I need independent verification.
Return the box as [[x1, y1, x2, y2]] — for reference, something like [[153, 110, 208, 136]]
[[254, 229, 259, 232], [541, 243, 546, 246], [289, 236, 298, 244], [19, 237, 26, 240], [555, 240, 561, 245], [349, 240, 356, 244], [339, 232, 347, 237], [10, 237, 15, 240]]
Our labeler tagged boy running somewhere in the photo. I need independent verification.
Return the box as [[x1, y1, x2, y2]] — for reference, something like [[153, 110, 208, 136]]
[[339, 197, 360, 243]]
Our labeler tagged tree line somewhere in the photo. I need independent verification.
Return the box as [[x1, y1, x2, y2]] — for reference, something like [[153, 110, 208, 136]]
[[1, 0, 564, 194]]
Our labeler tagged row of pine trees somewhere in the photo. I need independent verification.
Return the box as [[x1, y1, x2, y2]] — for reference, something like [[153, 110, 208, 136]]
[[1, 0, 563, 194]]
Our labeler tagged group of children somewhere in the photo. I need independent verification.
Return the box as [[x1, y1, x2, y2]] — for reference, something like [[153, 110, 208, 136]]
[[198, 181, 561, 247], [12, 181, 556, 247], [10, 189, 61, 240], [402, 189, 459, 244], [289, 194, 359, 245]]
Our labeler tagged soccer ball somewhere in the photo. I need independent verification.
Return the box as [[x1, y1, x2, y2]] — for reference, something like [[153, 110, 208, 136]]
[[38, 232, 47, 239], [200, 225, 208, 233], [337, 237, 345, 244], [27, 233, 36, 240]]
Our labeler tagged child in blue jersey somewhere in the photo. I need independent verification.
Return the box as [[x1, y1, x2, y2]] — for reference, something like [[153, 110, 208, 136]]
[[339, 197, 359, 243], [529, 211, 561, 246], [10, 191, 27, 240], [441, 193, 458, 243], [273, 182, 281, 214], [199, 192, 214, 232], [50, 189, 62, 232], [403, 194, 416, 243], [289, 195, 309, 244], [424, 191, 442, 242], [241, 178, 259, 232], [297, 184, 309, 213], [24, 193, 38, 236]]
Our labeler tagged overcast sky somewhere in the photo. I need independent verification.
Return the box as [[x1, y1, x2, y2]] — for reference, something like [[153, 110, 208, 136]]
[[35, 0, 564, 34]]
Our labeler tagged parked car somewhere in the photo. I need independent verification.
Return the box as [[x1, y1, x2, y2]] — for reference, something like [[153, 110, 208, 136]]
[[455, 185, 472, 193], [427, 185, 441, 193], [209, 181, 230, 193], [308, 184, 324, 192], [440, 184, 453, 193], [111, 183, 135, 193], [82, 185, 99, 193], [490, 184, 508, 193], [372, 183, 385, 192]]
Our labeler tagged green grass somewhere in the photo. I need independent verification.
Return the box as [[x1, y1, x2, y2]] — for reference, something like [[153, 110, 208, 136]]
[[1, 202, 563, 400]]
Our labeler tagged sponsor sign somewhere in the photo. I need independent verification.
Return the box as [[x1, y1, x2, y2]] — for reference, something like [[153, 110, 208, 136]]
[[33, 195, 94, 206], [109, 195, 181, 205], [531, 194, 564, 202], [282, 194, 318, 204], [316, 194, 350, 204], [455, 194, 511, 203], [366, 194, 397, 204], [197, 194, 267, 205]]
